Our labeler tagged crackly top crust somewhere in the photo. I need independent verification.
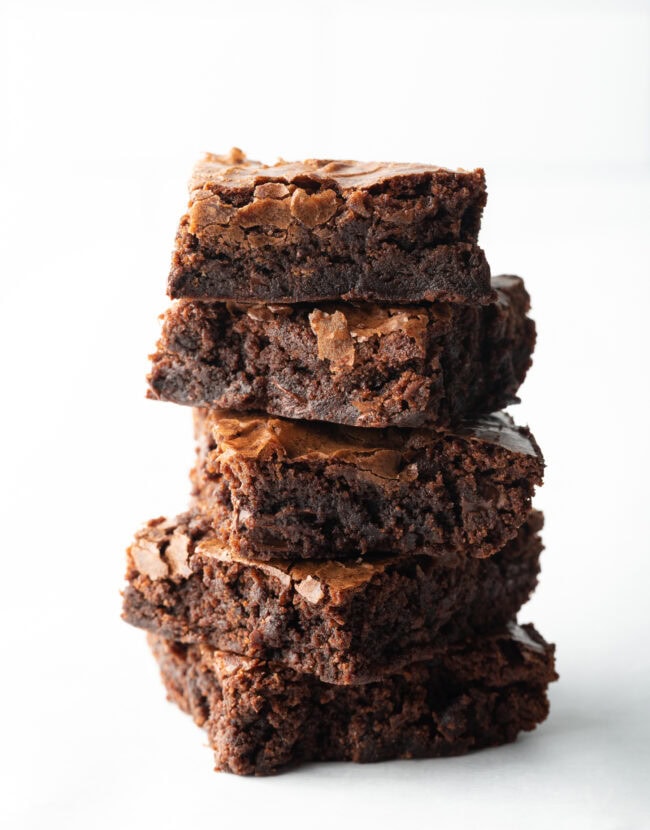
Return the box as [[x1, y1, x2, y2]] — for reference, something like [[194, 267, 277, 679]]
[[303, 274, 525, 373], [128, 510, 543, 601], [194, 409, 541, 480], [128, 513, 418, 596], [157, 274, 528, 393], [186, 149, 487, 240], [223, 300, 432, 374], [171, 149, 491, 305], [190, 147, 485, 199]]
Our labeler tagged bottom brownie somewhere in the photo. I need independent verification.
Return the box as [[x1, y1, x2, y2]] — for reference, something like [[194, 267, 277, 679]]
[[149, 622, 557, 775]]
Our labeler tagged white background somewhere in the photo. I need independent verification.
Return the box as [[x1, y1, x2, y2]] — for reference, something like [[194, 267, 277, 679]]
[[1, 0, 649, 827]]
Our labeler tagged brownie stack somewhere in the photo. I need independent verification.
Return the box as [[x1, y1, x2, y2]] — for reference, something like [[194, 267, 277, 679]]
[[123, 149, 556, 775]]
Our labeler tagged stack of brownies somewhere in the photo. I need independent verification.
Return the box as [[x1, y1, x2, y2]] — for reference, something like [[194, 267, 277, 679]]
[[123, 149, 557, 775]]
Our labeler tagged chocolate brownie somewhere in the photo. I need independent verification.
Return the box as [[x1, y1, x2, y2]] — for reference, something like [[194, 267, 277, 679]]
[[168, 149, 492, 303], [191, 410, 544, 561], [149, 622, 556, 775], [149, 275, 534, 429], [123, 510, 543, 684]]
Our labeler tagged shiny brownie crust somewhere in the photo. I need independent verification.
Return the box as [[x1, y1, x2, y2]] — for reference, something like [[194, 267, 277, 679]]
[[169, 150, 491, 304], [149, 275, 534, 429], [191, 410, 544, 561], [123, 511, 543, 684]]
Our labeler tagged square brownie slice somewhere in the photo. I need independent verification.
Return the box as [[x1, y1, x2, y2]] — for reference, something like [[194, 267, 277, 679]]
[[149, 622, 557, 775], [149, 275, 535, 429], [191, 410, 544, 561], [123, 510, 543, 684], [169, 149, 492, 303]]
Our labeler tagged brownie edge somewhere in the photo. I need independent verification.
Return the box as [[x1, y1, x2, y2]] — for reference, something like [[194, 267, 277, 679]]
[[168, 149, 492, 304], [148, 275, 535, 429], [192, 410, 544, 561], [122, 510, 543, 684], [149, 622, 557, 775]]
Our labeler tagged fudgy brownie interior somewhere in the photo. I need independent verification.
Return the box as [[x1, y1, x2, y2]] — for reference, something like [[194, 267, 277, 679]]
[[123, 510, 543, 683], [169, 149, 492, 303], [150, 622, 557, 775], [149, 275, 535, 429], [191, 410, 544, 561]]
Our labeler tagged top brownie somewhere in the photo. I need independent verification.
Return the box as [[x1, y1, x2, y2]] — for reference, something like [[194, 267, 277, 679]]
[[168, 149, 491, 303]]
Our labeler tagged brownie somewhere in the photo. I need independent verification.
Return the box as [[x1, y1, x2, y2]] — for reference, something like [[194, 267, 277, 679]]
[[123, 510, 543, 684], [191, 410, 544, 561], [168, 149, 492, 303], [149, 622, 557, 775], [149, 275, 535, 429]]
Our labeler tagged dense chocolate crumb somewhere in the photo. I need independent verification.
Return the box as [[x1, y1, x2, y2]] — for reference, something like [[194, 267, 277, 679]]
[[168, 150, 491, 303], [149, 275, 535, 428], [149, 622, 557, 775], [123, 510, 543, 683], [191, 410, 544, 561]]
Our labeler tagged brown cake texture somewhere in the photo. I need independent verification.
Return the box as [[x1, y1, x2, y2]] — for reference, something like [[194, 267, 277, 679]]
[[191, 410, 544, 561], [168, 149, 492, 304], [149, 622, 557, 775], [149, 275, 535, 429], [123, 510, 543, 684], [125, 149, 554, 777]]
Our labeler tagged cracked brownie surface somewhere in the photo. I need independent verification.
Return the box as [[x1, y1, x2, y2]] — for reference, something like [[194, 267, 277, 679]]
[[123, 510, 543, 683], [149, 275, 534, 428], [169, 149, 491, 303], [191, 410, 544, 561]]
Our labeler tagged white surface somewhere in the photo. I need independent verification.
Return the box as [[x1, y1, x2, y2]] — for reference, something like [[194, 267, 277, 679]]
[[1, 1, 649, 828]]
